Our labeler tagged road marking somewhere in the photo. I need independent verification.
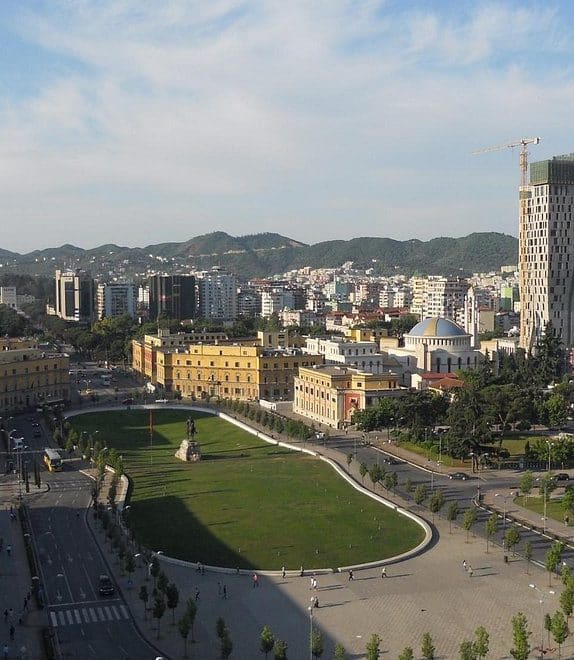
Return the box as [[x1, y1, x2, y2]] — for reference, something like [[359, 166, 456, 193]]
[[120, 605, 128, 618], [74, 609, 81, 624], [96, 607, 105, 620], [111, 606, 121, 620], [50, 612, 58, 627], [58, 611, 66, 626], [103, 606, 113, 621], [89, 608, 98, 623], [82, 609, 90, 623], [66, 610, 74, 625]]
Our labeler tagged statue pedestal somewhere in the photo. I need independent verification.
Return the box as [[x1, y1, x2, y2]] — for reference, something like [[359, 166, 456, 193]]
[[175, 439, 201, 462]]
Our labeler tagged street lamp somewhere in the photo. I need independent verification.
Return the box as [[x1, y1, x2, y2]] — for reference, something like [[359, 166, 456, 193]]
[[495, 492, 514, 529], [529, 583, 555, 659], [307, 597, 315, 660]]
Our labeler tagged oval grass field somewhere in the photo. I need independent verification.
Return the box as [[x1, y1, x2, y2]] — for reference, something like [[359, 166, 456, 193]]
[[71, 409, 425, 569]]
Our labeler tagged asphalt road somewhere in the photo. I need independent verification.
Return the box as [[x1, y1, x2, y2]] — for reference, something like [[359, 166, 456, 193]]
[[5, 409, 162, 660]]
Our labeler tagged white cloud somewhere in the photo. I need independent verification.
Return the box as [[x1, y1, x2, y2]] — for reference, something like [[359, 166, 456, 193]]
[[0, 1, 573, 251]]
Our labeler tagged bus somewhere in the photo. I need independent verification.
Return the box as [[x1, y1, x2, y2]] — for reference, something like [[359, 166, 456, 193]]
[[44, 448, 63, 472]]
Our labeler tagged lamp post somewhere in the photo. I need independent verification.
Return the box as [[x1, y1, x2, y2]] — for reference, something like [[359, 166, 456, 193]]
[[308, 598, 315, 660], [495, 492, 514, 529], [529, 583, 555, 659]]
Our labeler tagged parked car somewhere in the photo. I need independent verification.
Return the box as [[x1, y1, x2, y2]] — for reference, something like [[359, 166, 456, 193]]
[[449, 472, 470, 481], [555, 473, 570, 482], [383, 456, 399, 465], [98, 574, 115, 596], [122, 398, 134, 406]]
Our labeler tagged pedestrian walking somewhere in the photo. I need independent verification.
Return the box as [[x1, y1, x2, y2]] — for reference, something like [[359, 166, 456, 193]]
[[348, 569, 354, 581], [468, 565, 474, 578], [223, 585, 227, 599], [6, 545, 11, 557], [3, 644, 8, 660], [217, 582, 222, 597], [309, 577, 314, 590], [194, 588, 200, 601], [462, 560, 467, 571], [300, 566, 304, 577], [313, 595, 319, 608], [9, 626, 14, 641], [381, 567, 387, 579], [313, 578, 318, 590], [252, 573, 259, 588], [281, 566, 286, 579], [201, 565, 205, 576]]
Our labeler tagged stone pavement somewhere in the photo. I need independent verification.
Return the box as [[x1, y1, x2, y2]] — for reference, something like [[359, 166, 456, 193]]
[[0, 476, 48, 660]]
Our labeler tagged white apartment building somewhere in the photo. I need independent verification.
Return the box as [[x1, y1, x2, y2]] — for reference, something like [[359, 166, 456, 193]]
[[519, 154, 574, 350], [96, 283, 137, 320], [0, 286, 17, 310], [261, 288, 295, 317], [408, 276, 468, 325], [196, 267, 238, 321], [54, 269, 94, 323]]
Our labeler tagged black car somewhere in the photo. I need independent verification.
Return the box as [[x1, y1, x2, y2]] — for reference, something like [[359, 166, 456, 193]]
[[382, 456, 399, 465], [98, 574, 115, 596], [449, 472, 470, 481], [555, 473, 570, 482]]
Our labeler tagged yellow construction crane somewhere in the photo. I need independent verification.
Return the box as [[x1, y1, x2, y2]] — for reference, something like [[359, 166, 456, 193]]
[[473, 137, 541, 186]]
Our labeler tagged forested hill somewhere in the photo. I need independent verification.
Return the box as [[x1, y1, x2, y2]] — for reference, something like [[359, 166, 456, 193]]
[[0, 231, 518, 279]]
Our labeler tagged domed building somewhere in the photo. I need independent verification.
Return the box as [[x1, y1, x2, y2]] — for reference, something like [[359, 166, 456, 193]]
[[385, 317, 484, 388]]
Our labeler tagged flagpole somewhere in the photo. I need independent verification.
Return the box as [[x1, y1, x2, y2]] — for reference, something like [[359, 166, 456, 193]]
[[149, 409, 153, 466]]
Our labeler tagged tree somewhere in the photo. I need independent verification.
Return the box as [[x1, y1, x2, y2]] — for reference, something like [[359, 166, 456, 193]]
[[178, 614, 191, 658], [485, 512, 499, 553], [311, 628, 324, 658], [459, 641, 476, 660], [260, 625, 275, 659], [124, 553, 136, 583], [473, 626, 489, 659], [185, 597, 197, 642], [562, 488, 574, 522], [520, 471, 534, 501], [429, 490, 445, 522], [421, 632, 435, 660], [369, 463, 382, 490], [365, 633, 381, 660], [504, 526, 521, 557], [166, 582, 179, 625], [509, 612, 531, 660], [546, 541, 565, 586], [138, 585, 149, 619], [560, 586, 574, 620], [359, 462, 368, 484], [551, 610, 570, 658], [524, 541, 533, 574], [221, 630, 233, 659], [157, 571, 169, 595], [216, 617, 227, 640], [152, 595, 166, 639], [398, 648, 414, 660], [333, 643, 347, 660], [346, 453, 353, 471], [447, 501, 459, 534], [462, 508, 477, 542], [150, 556, 160, 588], [273, 639, 288, 660], [414, 484, 428, 506]]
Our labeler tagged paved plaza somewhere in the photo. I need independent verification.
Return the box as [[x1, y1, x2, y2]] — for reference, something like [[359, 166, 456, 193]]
[[90, 470, 566, 659]]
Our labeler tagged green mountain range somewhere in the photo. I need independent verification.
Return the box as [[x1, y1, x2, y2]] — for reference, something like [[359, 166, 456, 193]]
[[0, 231, 518, 279]]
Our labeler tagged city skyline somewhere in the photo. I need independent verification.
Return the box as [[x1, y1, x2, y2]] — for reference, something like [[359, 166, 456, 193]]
[[1, 1, 574, 252]]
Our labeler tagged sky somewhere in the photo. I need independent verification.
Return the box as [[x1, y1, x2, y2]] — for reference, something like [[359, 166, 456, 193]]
[[1, 0, 573, 253]]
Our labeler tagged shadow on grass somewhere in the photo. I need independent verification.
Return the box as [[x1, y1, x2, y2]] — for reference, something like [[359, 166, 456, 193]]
[[130, 495, 256, 570]]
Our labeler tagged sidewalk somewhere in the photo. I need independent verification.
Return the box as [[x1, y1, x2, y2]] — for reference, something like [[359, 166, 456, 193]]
[[0, 477, 49, 660]]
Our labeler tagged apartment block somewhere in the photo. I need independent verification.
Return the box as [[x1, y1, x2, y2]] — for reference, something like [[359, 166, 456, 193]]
[[148, 274, 196, 321], [96, 283, 137, 320], [519, 154, 574, 350], [54, 270, 94, 323]]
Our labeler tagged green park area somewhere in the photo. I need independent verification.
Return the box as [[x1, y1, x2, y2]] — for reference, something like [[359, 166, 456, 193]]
[[70, 410, 425, 569]]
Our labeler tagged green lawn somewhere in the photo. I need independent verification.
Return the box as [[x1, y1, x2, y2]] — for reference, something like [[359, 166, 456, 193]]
[[397, 440, 465, 468], [70, 410, 425, 569], [514, 495, 571, 526]]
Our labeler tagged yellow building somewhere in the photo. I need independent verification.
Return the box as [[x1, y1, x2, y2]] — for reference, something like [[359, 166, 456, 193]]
[[0, 340, 70, 413], [156, 344, 323, 401], [132, 328, 230, 383], [293, 365, 403, 428]]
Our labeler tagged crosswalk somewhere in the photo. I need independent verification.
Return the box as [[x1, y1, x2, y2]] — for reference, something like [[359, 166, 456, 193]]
[[49, 603, 130, 628]]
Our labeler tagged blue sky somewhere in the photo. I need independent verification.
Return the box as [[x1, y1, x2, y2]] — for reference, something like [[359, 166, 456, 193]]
[[1, 0, 573, 252]]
